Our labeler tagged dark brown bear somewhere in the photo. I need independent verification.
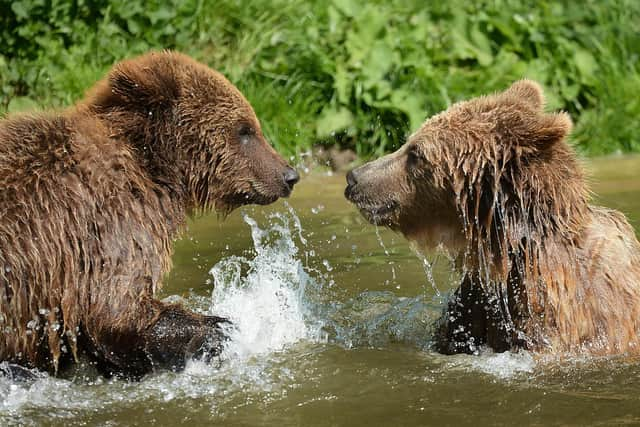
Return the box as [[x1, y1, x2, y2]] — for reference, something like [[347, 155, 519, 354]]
[[0, 51, 299, 378], [345, 80, 640, 356]]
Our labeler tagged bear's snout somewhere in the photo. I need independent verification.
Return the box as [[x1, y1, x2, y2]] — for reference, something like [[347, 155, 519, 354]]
[[344, 159, 403, 227], [344, 174, 360, 204], [282, 167, 300, 195], [346, 169, 358, 187], [344, 162, 375, 202], [344, 169, 358, 201], [344, 158, 393, 204]]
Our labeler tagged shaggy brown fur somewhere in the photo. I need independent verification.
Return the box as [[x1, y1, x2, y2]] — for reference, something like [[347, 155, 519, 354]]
[[0, 51, 299, 378], [345, 80, 640, 356]]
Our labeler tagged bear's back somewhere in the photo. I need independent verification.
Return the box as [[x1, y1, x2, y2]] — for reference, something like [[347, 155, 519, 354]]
[[0, 114, 75, 185]]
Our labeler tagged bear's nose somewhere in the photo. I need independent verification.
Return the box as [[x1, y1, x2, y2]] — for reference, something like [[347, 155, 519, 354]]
[[283, 168, 300, 189], [346, 169, 358, 187]]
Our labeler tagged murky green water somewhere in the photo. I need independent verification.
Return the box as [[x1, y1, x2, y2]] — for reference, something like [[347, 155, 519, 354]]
[[2, 156, 640, 426]]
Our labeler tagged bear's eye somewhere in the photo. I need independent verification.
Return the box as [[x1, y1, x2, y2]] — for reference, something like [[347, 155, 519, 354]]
[[407, 147, 424, 166], [237, 124, 255, 144]]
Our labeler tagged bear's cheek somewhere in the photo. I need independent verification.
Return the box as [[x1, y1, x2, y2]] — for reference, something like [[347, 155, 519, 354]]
[[240, 163, 287, 202]]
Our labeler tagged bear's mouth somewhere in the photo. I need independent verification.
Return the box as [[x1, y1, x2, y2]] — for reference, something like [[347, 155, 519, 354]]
[[221, 190, 279, 211], [356, 200, 400, 226], [345, 185, 400, 226], [223, 178, 295, 212], [248, 192, 280, 206]]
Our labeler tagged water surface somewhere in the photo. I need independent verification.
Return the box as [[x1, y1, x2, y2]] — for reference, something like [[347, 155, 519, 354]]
[[2, 155, 640, 426]]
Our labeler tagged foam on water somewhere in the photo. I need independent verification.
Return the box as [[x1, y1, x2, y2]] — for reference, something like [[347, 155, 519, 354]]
[[209, 210, 325, 360], [470, 350, 535, 379], [445, 348, 536, 380]]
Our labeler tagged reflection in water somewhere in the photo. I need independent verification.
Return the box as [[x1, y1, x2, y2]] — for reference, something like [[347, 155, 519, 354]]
[[2, 157, 640, 426]]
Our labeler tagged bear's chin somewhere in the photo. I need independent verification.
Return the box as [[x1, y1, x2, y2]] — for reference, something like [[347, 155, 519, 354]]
[[356, 202, 400, 228], [218, 190, 282, 213]]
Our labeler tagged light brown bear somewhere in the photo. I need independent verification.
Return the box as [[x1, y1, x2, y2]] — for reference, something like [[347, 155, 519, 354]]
[[0, 51, 299, 378], [345, 80, 640, 356]]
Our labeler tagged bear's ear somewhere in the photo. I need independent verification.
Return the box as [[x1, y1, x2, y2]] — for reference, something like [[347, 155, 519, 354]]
[[98, 53, 180, 111], [502, 79, 545, 111], [522, 111, 573, 151]]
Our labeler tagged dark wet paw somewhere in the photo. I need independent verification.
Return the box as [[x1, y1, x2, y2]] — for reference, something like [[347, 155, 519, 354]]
[[191, 315, 232, 363], [0, 362, 42, 382]]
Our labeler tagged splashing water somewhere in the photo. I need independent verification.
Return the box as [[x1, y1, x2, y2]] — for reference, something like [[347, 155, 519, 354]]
[[445, 348, 536, 380], [2, 165, 637, 426], [209, 210, 325, 360], [415, 249, 441, 298], [0, 209, 327, 424], [285, 202, 307, 246], [373, 223, 390, 256]]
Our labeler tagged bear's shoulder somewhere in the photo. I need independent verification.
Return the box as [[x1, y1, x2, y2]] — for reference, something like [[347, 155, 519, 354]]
[[0, 112, 142, 186]]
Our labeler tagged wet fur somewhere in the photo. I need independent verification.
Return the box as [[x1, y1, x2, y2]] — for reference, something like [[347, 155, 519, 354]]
[[0, 51, 296, 377], [346, 80, 640, 356]]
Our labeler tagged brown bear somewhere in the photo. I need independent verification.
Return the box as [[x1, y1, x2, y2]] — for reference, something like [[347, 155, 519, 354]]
[[0, 51, 299, 378], [345, 80, 640, 357]]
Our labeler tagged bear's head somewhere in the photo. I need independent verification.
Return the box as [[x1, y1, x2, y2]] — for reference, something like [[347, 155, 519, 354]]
[[345, 80, 588, 273], [86, 51, 299, 213]]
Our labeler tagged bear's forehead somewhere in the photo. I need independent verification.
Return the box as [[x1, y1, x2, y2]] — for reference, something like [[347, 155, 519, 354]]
[[418, 95, 529, 133], [179, 72, 259, 122]]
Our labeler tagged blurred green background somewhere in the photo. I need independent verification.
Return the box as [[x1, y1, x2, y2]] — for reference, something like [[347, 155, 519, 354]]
[[1, 0, 638, 158]]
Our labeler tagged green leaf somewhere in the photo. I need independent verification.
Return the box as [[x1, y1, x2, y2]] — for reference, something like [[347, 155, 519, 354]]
[[332, 0, 360, 17], [469, 25, 493, 66], [354, 5, 386, 42], [361, 39, 393, 86], [316, 107, 354, 138], [11, 2, 29, 20], [127, 19, 141, 35], [148, 7, 175, 24], [373, 80, 392, 101], [7, 97, 40, 113], [450, 22, 493, 66], [334, 64, 351, 104], [574, 49, 598, 83], [345, 6, 387, 68], [523, 59, 550, 84], [327, 5, 342, 33], [560, 81, 580, 102], [489, 18, 520, 47], [391, 90, 425, 131]]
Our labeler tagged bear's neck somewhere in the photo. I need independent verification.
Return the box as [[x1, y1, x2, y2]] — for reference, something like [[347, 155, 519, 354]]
[[458, 146, 591, 282], [87, 108, 190, 234]]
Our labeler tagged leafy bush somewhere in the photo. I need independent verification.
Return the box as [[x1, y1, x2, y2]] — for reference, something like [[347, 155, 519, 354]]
[[1, 0, 638, 157]]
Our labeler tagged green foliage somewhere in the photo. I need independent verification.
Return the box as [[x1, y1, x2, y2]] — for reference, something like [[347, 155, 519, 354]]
[[1, 0, 638, 157]]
